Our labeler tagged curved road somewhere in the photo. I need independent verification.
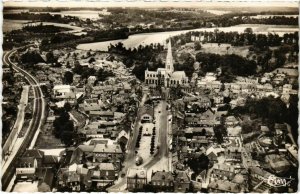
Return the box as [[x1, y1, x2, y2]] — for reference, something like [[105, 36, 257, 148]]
[[2, 49, 45, 191]]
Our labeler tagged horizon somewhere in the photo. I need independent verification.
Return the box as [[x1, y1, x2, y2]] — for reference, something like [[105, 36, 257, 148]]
[[3, 0, 299, 8]]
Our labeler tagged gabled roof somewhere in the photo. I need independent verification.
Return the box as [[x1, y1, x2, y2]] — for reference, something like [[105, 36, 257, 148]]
[[18, 157, 36, 168], [175, 171, 190, 183], [23, 149, 44, 159], [171, 71, 186, 79], [93, 144, 122, 154], [44, 155, 59, 164], [152, 171, 174, 182], [99, 163, 115, 171], [208, 180, 241, 192]]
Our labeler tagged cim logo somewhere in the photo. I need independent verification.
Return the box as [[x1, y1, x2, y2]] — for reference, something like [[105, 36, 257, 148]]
[[264, 175, 294, 187]]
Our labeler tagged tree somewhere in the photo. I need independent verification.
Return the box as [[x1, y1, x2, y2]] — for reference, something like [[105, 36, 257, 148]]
[[194, 41, 201, 50], [64, 102, 72, 112], [185, 154, 209, 175], [88, 57, 95, 64], [46, 51, 57, 64], [53, 110, 74, 145], [213, 125, 227, 144], [64, 71, 73, 84], [244, 27, 253, 34], [21, 51, 45, 66]]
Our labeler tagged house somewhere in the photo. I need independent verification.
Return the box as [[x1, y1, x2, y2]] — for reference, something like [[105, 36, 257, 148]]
[[88, 76, 97, 85], [23, 149, 45, 167], [206, 146, 224, 162], [16, 157, 38, 181], [73, 74, 81, 84], [282, 84, 293, 94], [98, 163, 117, 180], [225, 147, 244, 162], [16, 149, 58, 182], [79, 99, 103, 113], [225, 116, 239, 127], [213, 96, 224, 105], [208, 180, 243, 193], [285, 144, 298, 166], [174, 171, 190, 192], [185, 109, 218, 127], [249, 166, 279, 192], [127, 168, 147, 191], [92, 143, 123, 165], [85, 163, 116, 190], [53, 85, 76, 101], [190, 136, 209, 148], [265, 154, 290, 174], [140, 105, 154, 123], [196, 170, 207, 183], [151, 170, 174, 192], [43, 155, 59, 168], [71, 143, 123, 168], [3, 68, 11, 74], [89, 111, 114, 121], [210, 163, 235, 181], [57, 169, 81, 191]]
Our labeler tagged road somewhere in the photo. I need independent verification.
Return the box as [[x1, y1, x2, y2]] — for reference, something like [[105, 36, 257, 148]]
[[2, 86, 29, 162], [108, 89, 171, 191], [107, 93, 148, 192], [1, 49, 46, 191], [144, 101, 169, 168]]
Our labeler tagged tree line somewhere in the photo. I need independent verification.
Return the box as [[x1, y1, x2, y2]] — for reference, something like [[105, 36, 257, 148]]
[[107, 42, 165, 81]]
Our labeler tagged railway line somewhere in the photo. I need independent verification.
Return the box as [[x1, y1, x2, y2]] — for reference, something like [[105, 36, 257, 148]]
[[2, 49, 45, 191]]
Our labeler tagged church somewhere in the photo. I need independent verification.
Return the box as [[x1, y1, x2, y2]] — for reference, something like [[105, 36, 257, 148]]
[[144, 40, 188, 88]]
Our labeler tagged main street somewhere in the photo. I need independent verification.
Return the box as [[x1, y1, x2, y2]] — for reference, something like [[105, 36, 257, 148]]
[[2, 49, 46, 191], [108, 89, 171, 192]]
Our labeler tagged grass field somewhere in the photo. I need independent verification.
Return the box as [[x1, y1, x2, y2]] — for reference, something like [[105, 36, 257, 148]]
[[200, 43, 250, 57]]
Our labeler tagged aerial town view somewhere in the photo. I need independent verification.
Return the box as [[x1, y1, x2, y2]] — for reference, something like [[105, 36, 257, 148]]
[[1, 0, 299, 193]]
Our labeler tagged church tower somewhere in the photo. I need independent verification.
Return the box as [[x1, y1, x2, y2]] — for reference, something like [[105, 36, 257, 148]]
[[165, 40, 174, 74]]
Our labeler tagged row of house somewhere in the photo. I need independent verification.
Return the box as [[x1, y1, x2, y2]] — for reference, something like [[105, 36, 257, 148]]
[[126, 169, 191, 192]]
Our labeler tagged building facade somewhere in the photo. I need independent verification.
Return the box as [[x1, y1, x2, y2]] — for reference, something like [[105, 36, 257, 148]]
[[145, 40, 188, 88]]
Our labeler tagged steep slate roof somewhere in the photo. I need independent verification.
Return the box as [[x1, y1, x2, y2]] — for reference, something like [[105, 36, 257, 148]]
[[208, 180, 241, 192], [99, 163, 115, 171], [18, 157, 36, 168], [175, 171, 190, 183], [93, 144, 122, 154], [23, 149, 45, 159], [152, 171, 174, 182]]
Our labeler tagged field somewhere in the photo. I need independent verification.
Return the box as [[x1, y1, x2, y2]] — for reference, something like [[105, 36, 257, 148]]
[[200, 43, 250, 58]]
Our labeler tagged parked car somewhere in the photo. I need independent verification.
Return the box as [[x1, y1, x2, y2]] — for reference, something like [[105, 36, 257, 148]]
[[135, 156, 143, 166]]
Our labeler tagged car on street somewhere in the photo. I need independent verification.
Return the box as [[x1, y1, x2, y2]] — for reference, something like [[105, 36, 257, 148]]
[[135, 156, 143, 166]]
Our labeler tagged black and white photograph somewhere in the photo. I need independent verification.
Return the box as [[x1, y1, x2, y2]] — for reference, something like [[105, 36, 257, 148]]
[[1, 0, 299, 192]]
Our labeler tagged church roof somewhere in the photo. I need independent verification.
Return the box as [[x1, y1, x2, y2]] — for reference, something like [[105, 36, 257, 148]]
[[171, 71, 186, 79]]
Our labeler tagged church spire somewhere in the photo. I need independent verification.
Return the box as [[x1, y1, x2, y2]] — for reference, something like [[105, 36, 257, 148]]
[[165, 39, 174, 74]]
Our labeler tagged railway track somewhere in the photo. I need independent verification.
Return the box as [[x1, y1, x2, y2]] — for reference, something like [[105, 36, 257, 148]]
[[2, 49, 45, 191]]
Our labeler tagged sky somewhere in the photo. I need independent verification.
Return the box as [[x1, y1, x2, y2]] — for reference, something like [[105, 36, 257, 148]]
[[3, 0, 299, 8]]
